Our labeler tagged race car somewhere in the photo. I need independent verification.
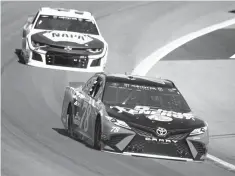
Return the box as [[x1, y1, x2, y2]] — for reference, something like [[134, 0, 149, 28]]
[[20, 7, 108, 72], [61, 73, 209, 161]]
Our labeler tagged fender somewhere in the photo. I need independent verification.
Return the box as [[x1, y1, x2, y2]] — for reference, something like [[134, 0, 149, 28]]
[[61, 86, 81, 128]]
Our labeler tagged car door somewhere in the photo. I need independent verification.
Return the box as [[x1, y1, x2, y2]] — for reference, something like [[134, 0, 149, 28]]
[[72, 75, 99, 137], [86, 76, 105, 138]]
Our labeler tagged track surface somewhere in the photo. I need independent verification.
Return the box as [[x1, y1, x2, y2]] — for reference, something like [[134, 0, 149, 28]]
[[162, 26, 235, 60], [2, 2, 235, 176]]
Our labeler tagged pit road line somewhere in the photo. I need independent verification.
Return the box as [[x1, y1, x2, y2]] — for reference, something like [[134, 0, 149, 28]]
[[131, 17, 235, 171]]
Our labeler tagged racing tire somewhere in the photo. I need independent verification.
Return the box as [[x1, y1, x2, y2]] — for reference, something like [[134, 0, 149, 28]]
[[20, 50, 27, 64], [94, 117, 102, 150], [67, 105, 75, 138]]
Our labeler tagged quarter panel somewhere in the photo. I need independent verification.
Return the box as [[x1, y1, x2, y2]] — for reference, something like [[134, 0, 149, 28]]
[[87, 99, 101, 144], [61, 87, 76, 128]]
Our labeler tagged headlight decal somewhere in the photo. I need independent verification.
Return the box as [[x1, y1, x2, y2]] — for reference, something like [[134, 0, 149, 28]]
[[31, 39, 47, 49], [31, 40, 40, 48], [190, 126, 208, 136], [105, 116, 131, 129], [87, 48, 103, 53]]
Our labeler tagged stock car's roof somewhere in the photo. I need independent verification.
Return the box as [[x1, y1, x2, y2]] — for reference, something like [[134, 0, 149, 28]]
[[39, 7, 94, 20], [103, 73, 175, 88]]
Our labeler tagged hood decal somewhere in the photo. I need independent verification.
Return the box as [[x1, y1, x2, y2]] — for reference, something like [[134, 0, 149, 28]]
[[110, 105, 195, 122], [148, 114, 173, 122], [43, 31, 94, 45], [30, 30, 105, 49]]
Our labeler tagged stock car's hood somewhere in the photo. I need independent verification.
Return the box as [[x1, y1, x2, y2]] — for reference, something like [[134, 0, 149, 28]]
[[105, 105, 206, 131], [30, 29, 105, 49]]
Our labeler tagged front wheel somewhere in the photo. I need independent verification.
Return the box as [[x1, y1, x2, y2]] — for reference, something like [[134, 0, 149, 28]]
[[93, 118, 102, 150], [20, 50, 27, 64], [67, 106, 75, 138]]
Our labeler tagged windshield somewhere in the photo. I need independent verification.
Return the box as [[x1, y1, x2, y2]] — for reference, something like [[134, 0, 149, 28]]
[[34, 15, 99, 35], [103, 82, 191, 113]]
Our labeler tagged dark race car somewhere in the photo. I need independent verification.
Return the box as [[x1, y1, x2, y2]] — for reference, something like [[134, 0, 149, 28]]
[[61, 73, 209, 161]]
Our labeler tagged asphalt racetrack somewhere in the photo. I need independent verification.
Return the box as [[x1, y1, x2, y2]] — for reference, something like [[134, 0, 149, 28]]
[[2, 2, 235, 176]]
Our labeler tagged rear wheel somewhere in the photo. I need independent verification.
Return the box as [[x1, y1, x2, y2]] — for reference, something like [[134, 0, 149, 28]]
[[67, 105, 75, 138], [21, 37, 27, 62], [94, 117, 102, 150]]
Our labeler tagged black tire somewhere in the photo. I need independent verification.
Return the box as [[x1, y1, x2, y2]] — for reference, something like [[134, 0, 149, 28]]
[[67, 105, 75, 138], [94, 117, 102, 150], [20, 51, 27, 64]]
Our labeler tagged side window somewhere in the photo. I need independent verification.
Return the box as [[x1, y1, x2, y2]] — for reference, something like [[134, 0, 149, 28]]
[[32, 12, 39, 24], [89, 77, 104, 99], [94, 79, 104, 99], [95, 80, 104, 100], [82, 76, 98, 95]]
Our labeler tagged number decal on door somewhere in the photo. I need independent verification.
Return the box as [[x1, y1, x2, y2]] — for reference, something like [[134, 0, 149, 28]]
[[111, 127, 120, 133], [83, 103, 92, 132], [79, 99, 92, 132]]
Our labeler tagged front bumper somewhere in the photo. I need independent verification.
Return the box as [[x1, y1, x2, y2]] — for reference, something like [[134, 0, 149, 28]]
[[101, 121, 209, 161], [24, 45, 108, 72], [103, 151, 195, 162]]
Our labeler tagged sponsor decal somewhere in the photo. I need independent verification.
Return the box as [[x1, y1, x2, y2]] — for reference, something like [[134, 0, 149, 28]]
[[72, 90, 85, 99], [145, 137, 178, 144], [156, 127, 167, 137], [43, 31, 94, 44], [192, 136, 201, 140], [122, 84, 179, 92], [114, 120, 130, 129], [111, 126, 120, 133], [148, 114, 173, 122], [109, 83, 180, 94], [110, 106, 195, 120], [64, 46, 72, 51], [73, 92, 85, 107], [74, 100, 80, 106], [89, 97, 98, 108], [129, 84, 158, 91], [74, 112, 82, 125]]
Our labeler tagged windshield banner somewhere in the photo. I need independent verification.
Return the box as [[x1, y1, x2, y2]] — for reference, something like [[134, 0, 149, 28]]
[[110, 105, 195, 121]]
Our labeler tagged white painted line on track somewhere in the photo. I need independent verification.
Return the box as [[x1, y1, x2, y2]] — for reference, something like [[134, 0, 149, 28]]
[[207, 154, 235, 171], [131, 17, 235, 171], [132, 17, 235, 76], [230, 54, 235, 58]]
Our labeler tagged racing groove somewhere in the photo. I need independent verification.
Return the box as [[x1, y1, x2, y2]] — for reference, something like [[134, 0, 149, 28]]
[[2, 2, 235, 176]]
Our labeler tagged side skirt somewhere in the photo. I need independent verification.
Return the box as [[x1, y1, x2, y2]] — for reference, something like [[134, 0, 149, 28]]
[[73, 128, 94, 146]]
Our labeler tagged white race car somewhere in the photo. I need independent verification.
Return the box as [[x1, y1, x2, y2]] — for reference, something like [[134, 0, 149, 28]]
[[21, 7, 108, 72]]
